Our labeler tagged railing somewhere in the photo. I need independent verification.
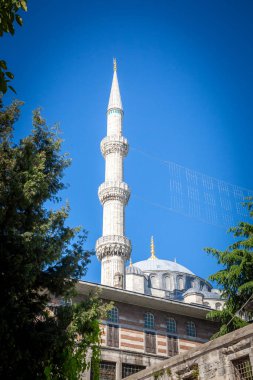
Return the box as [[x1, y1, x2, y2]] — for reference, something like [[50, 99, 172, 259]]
[[98, 181, 130, 193], [96, 235, 131, 247]]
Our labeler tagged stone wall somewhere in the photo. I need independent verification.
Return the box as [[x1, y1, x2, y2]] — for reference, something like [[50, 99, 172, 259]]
[[124, 324, 253, 380]]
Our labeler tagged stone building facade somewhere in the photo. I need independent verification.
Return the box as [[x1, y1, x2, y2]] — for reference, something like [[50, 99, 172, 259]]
[[124, 324, 253, 380], [77, 282, 219, 379]]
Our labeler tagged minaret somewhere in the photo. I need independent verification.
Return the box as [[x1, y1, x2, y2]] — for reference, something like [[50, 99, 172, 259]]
[[96, 59, 131, 288]]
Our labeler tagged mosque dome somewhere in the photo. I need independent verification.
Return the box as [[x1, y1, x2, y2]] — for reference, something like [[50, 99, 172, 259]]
[[133, 257, 195, 275], [125, 237, 220, 303], [126, 265, 144, 276], [132, 236, 195, 275]]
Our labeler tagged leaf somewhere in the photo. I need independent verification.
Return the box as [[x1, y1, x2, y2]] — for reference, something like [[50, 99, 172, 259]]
[[6, 72, 14, 80], [0, 79, 7, 94], [0, 60, 7, 70], [8, 85, 17, 94], [16, 15, 23, 26], [20, 0, 28, 12]]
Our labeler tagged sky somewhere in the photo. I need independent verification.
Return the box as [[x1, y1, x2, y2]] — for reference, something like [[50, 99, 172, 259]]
[[2, 0, 253, 285]]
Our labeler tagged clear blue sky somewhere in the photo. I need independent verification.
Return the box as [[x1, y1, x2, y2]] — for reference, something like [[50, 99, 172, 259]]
[[2, 0, 253, 284]]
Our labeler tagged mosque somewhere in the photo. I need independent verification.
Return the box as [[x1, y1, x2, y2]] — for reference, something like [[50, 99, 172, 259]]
[[78, 60, 225, 379]]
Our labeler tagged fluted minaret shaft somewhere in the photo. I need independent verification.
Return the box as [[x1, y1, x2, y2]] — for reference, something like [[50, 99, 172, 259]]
[[96, 60, 131, 289]]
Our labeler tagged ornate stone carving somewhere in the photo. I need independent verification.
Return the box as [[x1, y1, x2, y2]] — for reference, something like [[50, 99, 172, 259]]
[[100, 135, 129, 157], [96, 235, 131, 260], [98, 181, 130, 205]]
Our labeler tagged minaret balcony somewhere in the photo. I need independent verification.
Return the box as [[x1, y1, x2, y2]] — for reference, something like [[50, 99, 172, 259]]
[[100, 135, 129, 157], [98, 181, 130, 205], [96, 235, 131, 260]]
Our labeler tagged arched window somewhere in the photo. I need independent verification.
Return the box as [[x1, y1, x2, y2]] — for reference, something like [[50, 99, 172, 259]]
[[178, 276, 184, 290], [190, 278, 195, 288], [107, 307, 119, 323], [150, 275, 159, 288], [163, 275, 172, 290], [186, 321, 196, 337], [144, 312, 155, 329], [203, 302, 210, 307], [216, 303, 222, 310], [167, 318, 176, 333]]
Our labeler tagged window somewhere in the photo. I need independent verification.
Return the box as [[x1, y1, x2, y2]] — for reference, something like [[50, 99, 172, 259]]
[[178, 277, 184, 290], [107, 324, 119, 347], [167, 335, 178, 356], [122, 364, 145, 378], [107, 307, 119, 323], [92, 361, 116, 380], [144, 312, 155, 329], [203, 302, 210, 307], [233, 356, 253, 380], [167, 318, 176, 333], [150, 275, 158, 288], [164, 275, 172, 290], [113, 272, 123, 288], [215, 302, 222, 310], [186, 321, 196, 337], [145, 331, 156, 354]]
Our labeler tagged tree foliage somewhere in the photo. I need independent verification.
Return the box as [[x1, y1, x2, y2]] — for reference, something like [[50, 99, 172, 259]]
[[205, 200, 253, 338], [0, 100, 107, 379], [0, 0, 27, 93]]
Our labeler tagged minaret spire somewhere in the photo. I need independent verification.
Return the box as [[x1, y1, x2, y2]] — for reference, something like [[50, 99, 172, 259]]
[[96, 60, 131, 289]]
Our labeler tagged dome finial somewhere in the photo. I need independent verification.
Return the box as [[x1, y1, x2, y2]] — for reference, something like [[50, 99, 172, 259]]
[[113, 58, 117, 72], [150, 236, 156, 260], [129, 256, 133, 267]]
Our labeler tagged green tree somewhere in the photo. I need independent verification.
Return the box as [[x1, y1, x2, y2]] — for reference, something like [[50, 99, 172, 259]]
[[205, 200, 253, 338], [0, 100, 106, 379], [0, 0, 27, 93]]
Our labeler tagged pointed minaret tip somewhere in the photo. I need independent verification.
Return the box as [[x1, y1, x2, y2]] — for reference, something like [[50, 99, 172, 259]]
[[108, 58, 123, 110], [113, 58, 117, 72], [150, 236, 157, 260]]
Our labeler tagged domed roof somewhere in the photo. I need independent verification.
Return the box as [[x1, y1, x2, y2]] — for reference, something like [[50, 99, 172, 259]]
[[133, 257, 194, 275], [202, 290, 222, 299], [126, 265, 144, 276], [183, 287, 203, 296], [183, 288, 221, 299]]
